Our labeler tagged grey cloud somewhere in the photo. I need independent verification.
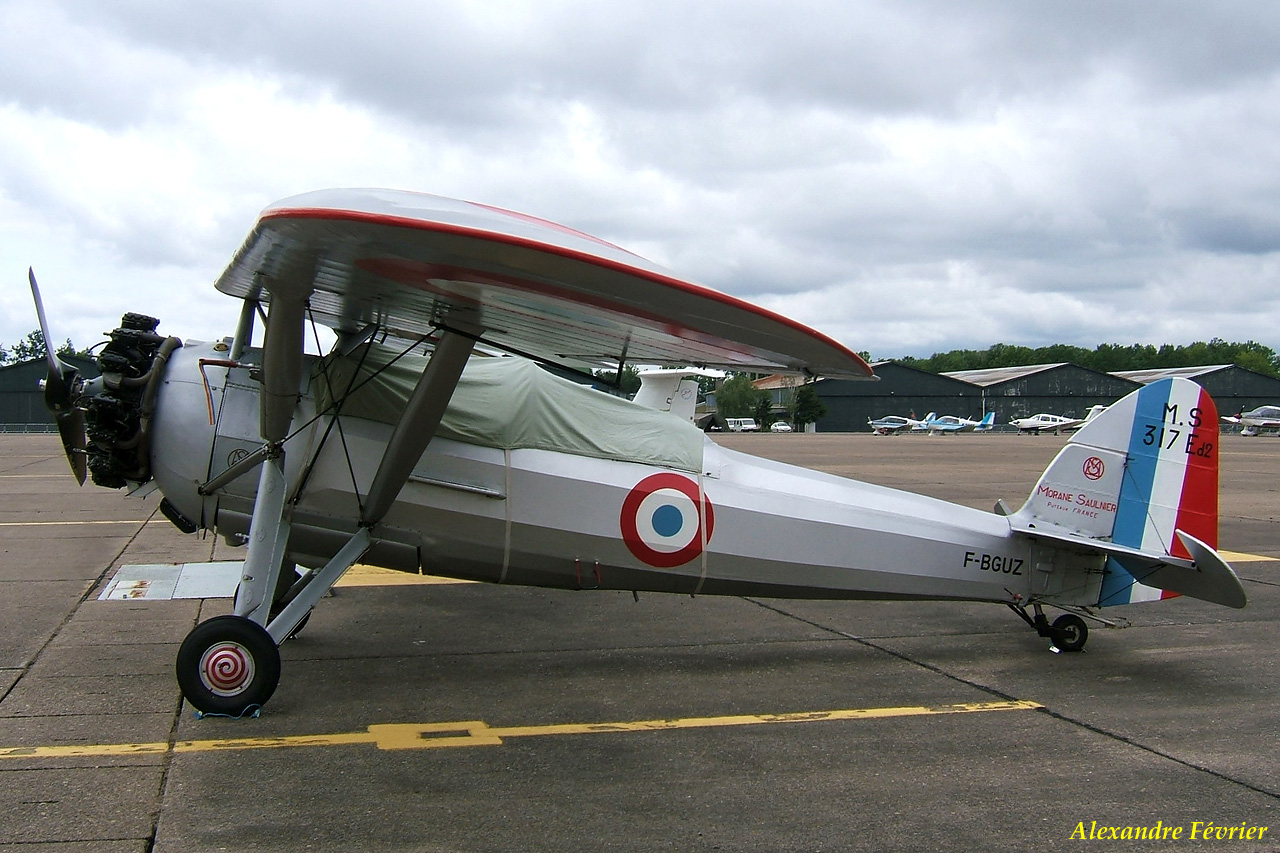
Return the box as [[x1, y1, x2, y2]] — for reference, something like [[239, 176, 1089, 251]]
[[4, 0, 1280, 359]]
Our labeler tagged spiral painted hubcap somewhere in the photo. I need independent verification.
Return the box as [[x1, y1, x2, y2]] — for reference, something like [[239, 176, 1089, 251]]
[[199, 641, 255, 696]]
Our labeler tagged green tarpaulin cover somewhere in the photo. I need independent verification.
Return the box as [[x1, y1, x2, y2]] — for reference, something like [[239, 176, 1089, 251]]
[[315, 344, 704, 473]]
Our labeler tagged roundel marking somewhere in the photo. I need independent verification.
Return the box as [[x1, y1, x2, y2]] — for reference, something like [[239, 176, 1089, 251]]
[[620, 473, 715, 568], [1083, 456, 1106, 481]]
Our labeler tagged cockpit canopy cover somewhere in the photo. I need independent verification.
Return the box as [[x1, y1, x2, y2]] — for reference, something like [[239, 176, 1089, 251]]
[[316, 344, 706, 473]]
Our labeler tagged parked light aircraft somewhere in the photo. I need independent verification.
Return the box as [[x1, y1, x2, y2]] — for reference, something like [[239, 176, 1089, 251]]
[[923, 412, 996, 434], [1011, 407, 1107, 435], [29, 189, 1247, 716], [867, 413, 931, 435], [1011, 413, 1083, 434], [1222, 405, 1280, 436]]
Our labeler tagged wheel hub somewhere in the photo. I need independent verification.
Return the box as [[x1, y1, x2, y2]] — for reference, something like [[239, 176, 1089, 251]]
[[199, 641, 256, 696]]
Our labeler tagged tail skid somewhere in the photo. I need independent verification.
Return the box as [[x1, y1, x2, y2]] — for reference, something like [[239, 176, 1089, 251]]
[[1010, 377, 1246, 610]]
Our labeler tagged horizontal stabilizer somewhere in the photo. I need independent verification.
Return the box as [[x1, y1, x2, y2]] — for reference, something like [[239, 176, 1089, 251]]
[[1013, 526, 1247, 609], [1155, 531, 1247, 609]]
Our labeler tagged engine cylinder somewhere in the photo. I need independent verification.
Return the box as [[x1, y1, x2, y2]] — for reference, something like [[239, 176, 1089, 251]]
[[85, 314, 180, 488]]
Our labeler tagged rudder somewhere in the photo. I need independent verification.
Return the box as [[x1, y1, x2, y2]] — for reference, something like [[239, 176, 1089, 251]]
[[1099, 378, 1217, 604], [1012, 377, 1236, 608]]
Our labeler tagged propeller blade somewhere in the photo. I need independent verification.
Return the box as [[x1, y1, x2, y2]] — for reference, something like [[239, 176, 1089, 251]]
[[56, 409, 88, 486], [27, 268, 89, 485], [28, 268, 62, 380]]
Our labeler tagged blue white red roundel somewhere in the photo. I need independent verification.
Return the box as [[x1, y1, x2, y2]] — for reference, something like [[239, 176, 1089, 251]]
[[620, 473, 715, 568]]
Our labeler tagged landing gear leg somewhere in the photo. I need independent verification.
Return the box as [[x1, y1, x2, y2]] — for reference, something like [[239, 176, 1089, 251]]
[[268, 561, 314, 640], [177, 283, 312, 717], [178, 451, 293, 714], [1007, 602, 1089, 652]]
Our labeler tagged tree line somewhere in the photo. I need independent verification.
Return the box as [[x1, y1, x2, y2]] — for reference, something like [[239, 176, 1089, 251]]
[[894, 339, 1280, 378], [715, 375, 827, 428], [0, 330, 87, 366], [594, 337, 1280, 427], [592, 365, 826, 427]]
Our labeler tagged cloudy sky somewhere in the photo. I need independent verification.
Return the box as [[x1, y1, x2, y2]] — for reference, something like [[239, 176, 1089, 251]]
[[2, 0, 1278, 363]]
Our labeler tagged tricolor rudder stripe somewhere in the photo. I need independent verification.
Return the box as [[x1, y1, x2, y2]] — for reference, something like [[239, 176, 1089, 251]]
[[1100, 378, 1219, 606]]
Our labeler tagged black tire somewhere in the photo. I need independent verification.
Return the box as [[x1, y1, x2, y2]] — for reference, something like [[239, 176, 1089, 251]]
[[1051, 613, 1088, 652], [176, 615, 281, 716], [283, 609, 311, 641]]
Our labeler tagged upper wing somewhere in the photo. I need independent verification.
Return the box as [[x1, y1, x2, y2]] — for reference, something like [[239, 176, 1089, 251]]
[[214, 189, 873, 379]]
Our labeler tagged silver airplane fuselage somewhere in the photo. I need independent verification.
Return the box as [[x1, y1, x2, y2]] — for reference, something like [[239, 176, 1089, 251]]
[[148, 342, 1067, 607]]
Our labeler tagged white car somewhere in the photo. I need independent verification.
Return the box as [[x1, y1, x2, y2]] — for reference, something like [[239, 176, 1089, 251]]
[[770, 422, 793, 432]]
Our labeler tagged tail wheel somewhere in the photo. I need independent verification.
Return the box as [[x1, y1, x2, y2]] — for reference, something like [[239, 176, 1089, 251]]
[[1051, 613, 1088, 652], [177, 615, 281, 716]]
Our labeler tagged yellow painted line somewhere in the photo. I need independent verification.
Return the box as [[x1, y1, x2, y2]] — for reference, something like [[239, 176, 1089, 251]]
[[0, 701, 1041, 760], [1219, 550, 1276, 563], [337, 565, 475, 586], [0, 519, 158, 527]]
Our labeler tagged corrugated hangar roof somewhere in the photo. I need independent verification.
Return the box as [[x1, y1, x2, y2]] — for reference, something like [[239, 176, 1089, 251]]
[[1112, 365, 1233, 383], [941, 363, 1069, 386]]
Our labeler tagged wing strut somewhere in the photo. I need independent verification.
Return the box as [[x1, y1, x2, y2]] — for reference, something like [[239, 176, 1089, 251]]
[[224, 240, 481, 636], [256, 324, 477, 641], [233, 297, 478, 638], [361, 323, 477, 525], [230, 297, 259, 361], [233, 285, 309, 624]]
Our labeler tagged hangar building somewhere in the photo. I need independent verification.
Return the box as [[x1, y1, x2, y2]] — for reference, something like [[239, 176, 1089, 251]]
[[1112, 365, 1280, 418], [811, 361, 1280, 432], [810, 362, 981, 432], [0, 357, 99, 431], [941, 363, 1141, 428]]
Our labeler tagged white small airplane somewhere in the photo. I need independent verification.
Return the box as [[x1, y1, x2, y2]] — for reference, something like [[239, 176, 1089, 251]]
[[923, 412, 996, 434], [1011, 407, 1107, 435], [29, 189, 1246, 717], [1221, 405, 1280, 436], [1011, 412, 1083, 434], [867, 413, 931, 435]]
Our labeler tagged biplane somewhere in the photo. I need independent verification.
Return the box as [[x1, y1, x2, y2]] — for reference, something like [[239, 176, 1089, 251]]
[[29, 189, 1247, 716]]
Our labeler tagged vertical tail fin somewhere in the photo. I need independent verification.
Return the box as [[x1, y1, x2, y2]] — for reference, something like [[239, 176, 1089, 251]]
[[1096, 377, 1218, 605], [1012, 378, 1242, 608], [633, 369, 709, 423]]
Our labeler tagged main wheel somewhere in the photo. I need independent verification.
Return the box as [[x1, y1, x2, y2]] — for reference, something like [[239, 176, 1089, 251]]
[[176, 615, 281, 716], [1051, 613, 1088, 652]]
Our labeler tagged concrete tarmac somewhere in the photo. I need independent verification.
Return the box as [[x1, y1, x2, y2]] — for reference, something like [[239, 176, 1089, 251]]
[[1, 432, 1277, 851]]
